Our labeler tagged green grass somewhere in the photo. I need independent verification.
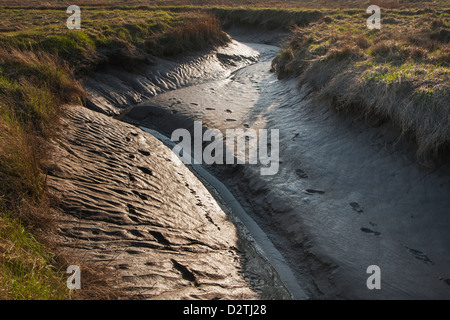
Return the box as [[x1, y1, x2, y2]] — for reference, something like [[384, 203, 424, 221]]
[[0, 0, 448, 9], [0, 46, 84, 299], [0, 212, 69, 299], [0, 8, 229, 74]]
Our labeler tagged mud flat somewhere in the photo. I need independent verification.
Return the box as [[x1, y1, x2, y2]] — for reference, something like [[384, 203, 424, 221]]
[[47, 105, 290, 299], [142, 127, 308, 299], [45, 39, 292, 299], [124, 38, 450, 299]]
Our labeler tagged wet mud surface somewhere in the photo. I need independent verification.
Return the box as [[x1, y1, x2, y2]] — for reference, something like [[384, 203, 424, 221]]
[[123, 38, 450, 299], [47, 105, 290, 299]]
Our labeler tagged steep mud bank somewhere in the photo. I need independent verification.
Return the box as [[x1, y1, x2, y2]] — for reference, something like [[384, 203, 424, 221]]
[[47, 105, 290, 299], [124, 39, 450, 299], [84, 40, 259, 116]]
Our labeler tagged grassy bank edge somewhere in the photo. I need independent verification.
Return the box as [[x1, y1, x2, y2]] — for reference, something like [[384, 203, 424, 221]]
[[270, 8, 449, 162]]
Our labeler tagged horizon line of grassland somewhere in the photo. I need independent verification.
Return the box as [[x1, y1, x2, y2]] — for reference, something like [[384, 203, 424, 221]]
[[271, 7, 449, 161], [0, 7, 229, 299], [0, 0, 449, 9]]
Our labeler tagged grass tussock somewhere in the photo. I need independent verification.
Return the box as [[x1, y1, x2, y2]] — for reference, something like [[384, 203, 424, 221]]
[[0, 213, 68, 299], [272, 8, 450, 160], [0, 48, 84, 205], [0, 8, 230, 74], [0, 47, 84, 299]]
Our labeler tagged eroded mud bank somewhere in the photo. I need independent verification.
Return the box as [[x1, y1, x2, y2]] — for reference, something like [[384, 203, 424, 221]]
[[84, 40, 259, 116]]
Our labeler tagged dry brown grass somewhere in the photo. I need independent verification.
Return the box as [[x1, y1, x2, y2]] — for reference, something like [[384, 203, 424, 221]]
[[0, 49, 83, 204], [146, 11, 230, 56]]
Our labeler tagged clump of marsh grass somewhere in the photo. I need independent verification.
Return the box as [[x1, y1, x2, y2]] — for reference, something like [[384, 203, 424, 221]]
[[0, 8, 230, 75], [272, 8, 450, 160], [0, 48, 84, 204], [0, 212, 69, 300], [148, 12, 230, 56], [0, 47, 86, 299]]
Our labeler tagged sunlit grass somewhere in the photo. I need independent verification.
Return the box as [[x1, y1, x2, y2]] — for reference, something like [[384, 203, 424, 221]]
[[0, 212, 69, 300], [0, 8, 229, 74], [0, 0, 448, 9]]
